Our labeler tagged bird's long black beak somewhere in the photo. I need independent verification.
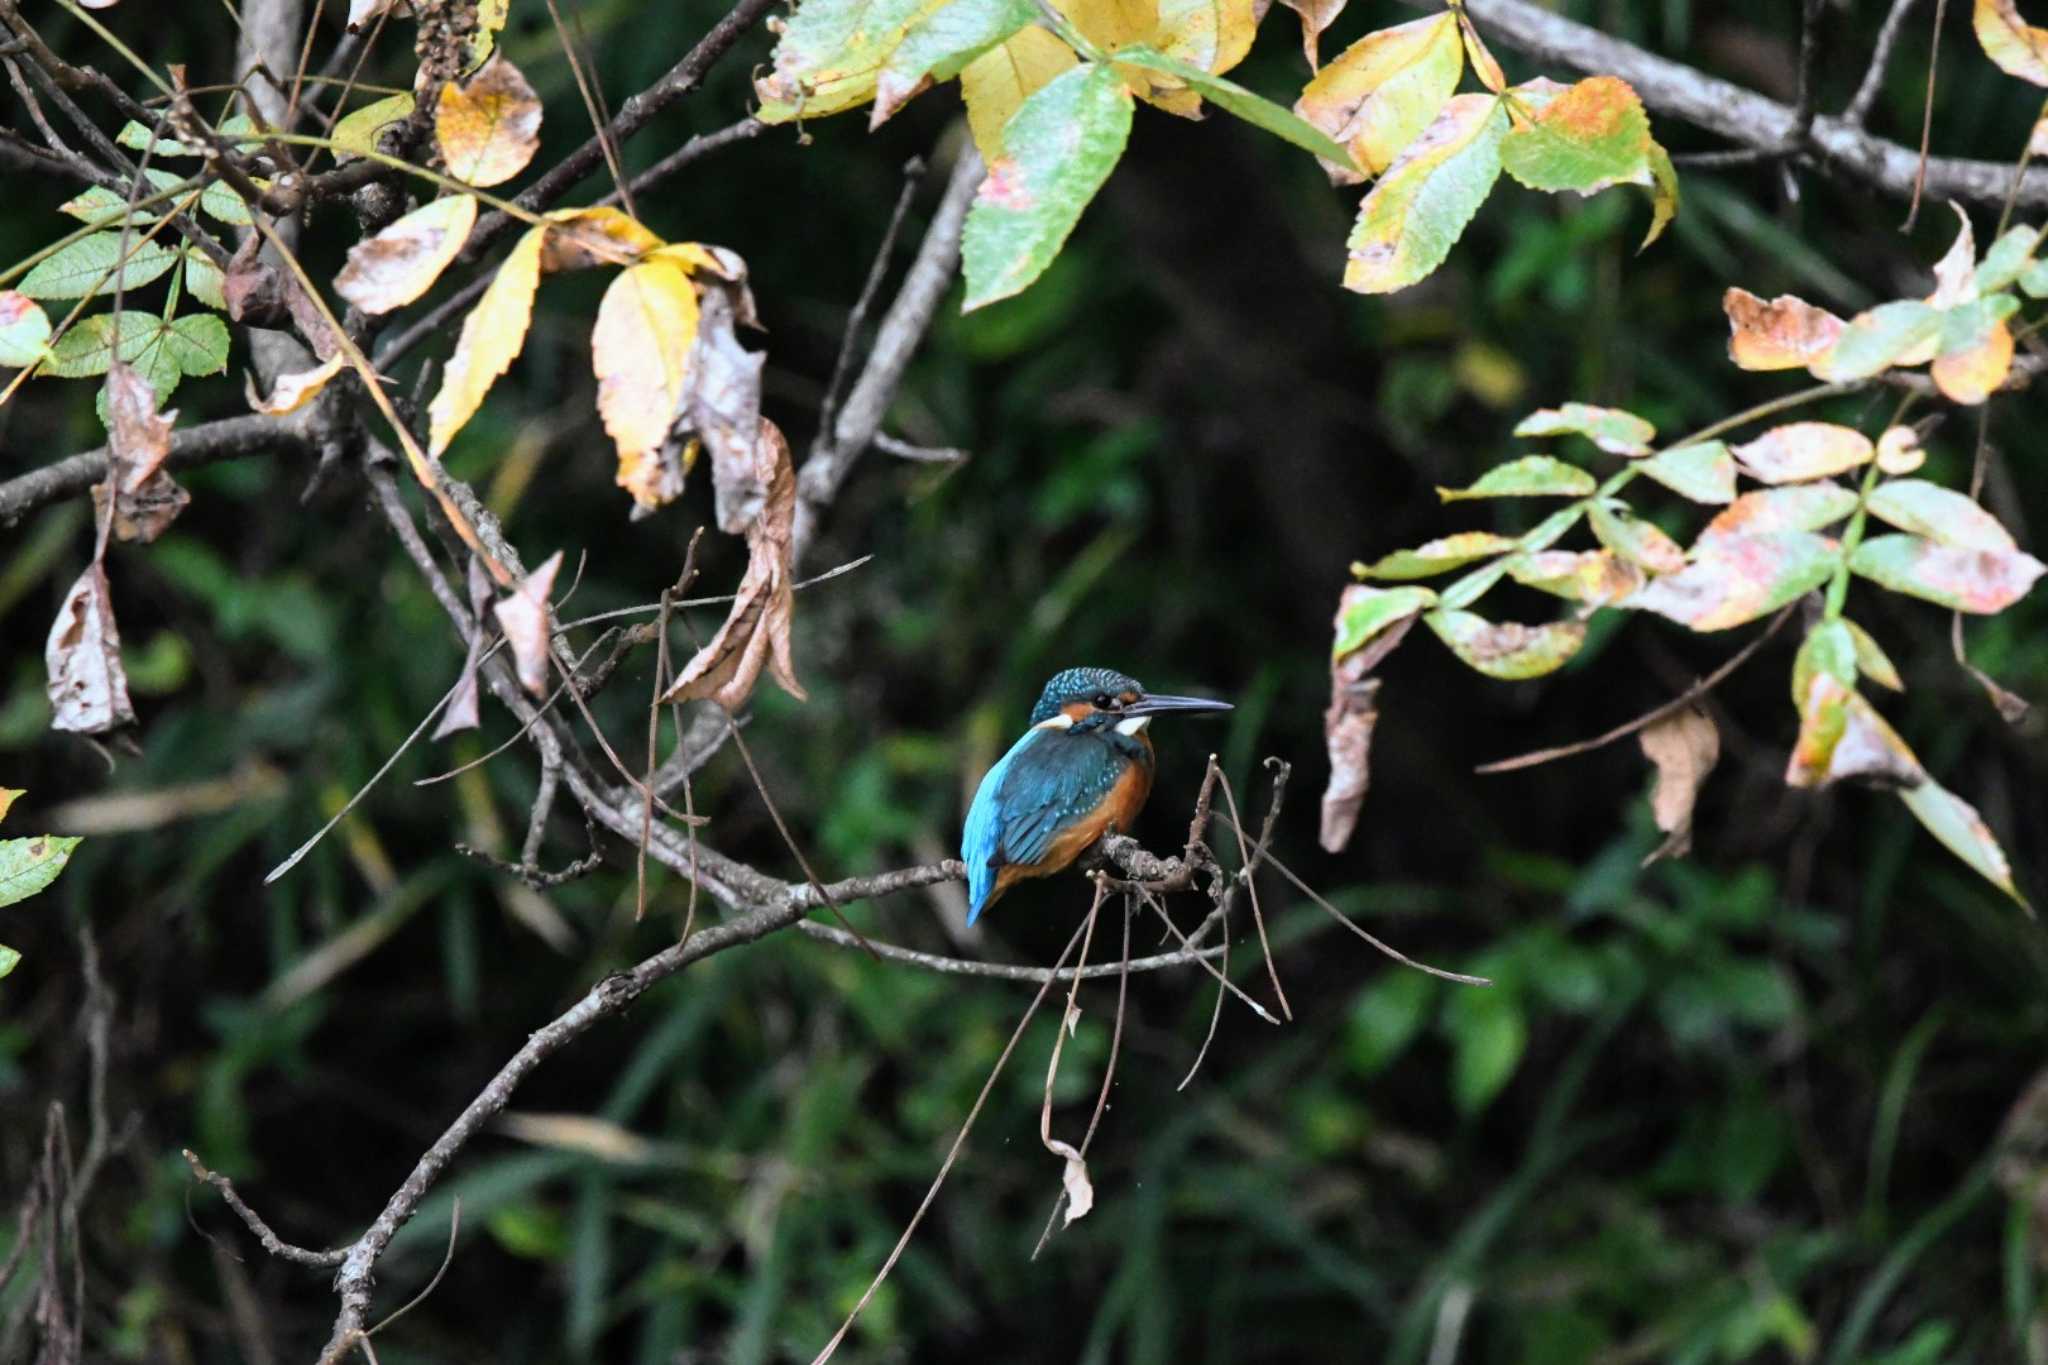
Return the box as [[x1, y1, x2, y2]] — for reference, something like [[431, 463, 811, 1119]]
[[1125, 693, 1233, 718]]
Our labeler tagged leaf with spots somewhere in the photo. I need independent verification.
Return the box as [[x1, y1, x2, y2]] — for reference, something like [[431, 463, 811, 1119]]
[[1500, 76, 1660, 203], [0, 292, 51, 368], [958, 28, 1081, 164], [0, 833, 82, 909], [1732, 422, 1872, 484], [1866, 479, 2016, 552], [1293, 13, 1462, 183], [1514, 402, 1655, 456], [436, 53, 543, 187], [962, 62, 1134, 311], [594, 256, 700, 512], [1358, 532, 1514, 580], [1849, 534, 2046, 613], [1588, 503, 1685, 574], [1626, 531, 1837, 631], [1424, 609, 1585, 679], [335, 193, 479, 315], [1697, 483, 1857, 547], [758, 0, 948, 123], [873, 0, 1036, 126], [1507, 549, 1643, 607], [45, 563, 134, 734], [1784, 673, 1923, 790], [1343, 93, 1507, 296], [1930, 294, 2019, 404], [1722, 287, 1845, 371]]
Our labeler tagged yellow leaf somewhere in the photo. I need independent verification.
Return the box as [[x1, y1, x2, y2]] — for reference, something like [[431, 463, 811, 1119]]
[[1344, 93, 1507, 294], [1296, 12, 1462, 183], [1153, 0, 1259, 77], [436, 53, 543, 188], [961, 27, 1081, 164], [1722, 286, 1845, 371], [1278, 0, 1348, 70], [428, 223, 546, 455], [1058, 0, 1158, 50], [540, 205, 662, 271], [1975, 0, 2048, 84], [1455, 4, 1506, 92], [332, 92, 415, 160], [334, 192, 478, 314], [594, 257, 701, 511], [246, 353, 347, 415]]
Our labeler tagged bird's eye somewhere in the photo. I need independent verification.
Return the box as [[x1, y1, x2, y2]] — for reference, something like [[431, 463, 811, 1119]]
[[1093, 692, 1116, 709]]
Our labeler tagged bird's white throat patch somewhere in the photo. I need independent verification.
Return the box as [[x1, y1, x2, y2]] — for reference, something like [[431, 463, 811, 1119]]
[[1035, 713, 1077, 731], [1115, 715, 1152, 736]]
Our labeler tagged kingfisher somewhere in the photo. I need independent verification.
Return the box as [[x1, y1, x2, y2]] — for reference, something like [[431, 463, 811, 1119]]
[[963, 667, 1233, 924]]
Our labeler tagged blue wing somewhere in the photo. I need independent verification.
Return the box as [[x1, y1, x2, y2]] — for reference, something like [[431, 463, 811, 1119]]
[[963, 727, 1124, 924]]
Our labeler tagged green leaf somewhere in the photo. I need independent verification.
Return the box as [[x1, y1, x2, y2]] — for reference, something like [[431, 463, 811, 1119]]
[[200, 178, 259, 227], [756, 0, 947, 122], [165, 313, 231, 377], [183, 250, 227, 311], [1346, 969, 1437, 1075], [1334, 584, 1436, 655], [1975, 225, 2039, 293], [1849, 534, 2046, 613], [1436, 453, 1594, 500], [1866, 479, 2016, 552], [2021, 256, 2048, 298], [1937, 292, 2021, 357], [1790, 619, 1857, 710], [1343, 93, 1507, 295], [1112, 45, 1357, 168], [1588, 503, 1685, 573], [1500, 75, 1654, 196], [0, 291, 52, 368], [1424, 608, 1585, 678], [18, 233, 179, 300], [1843, 619, 1904, 691], [1637, 441, 1734, 504], [1812, 300, 1942, 381], [114, 113, 259, 158], [58, 169, 182, 225], [332, 93, 416, 160], [1513, 401, 1655, 455], [873, 0, 1035, 124], [1445, 987, 1524, 1114], [1898, 778, 2028, 908], [40, 312, 181, 404], [1626, 531, 1838, 631], [1359, 531, 1516, 579], [0, 943, 18, 980], [0, 834, 82, 908], [961, 62, 1133, 311]]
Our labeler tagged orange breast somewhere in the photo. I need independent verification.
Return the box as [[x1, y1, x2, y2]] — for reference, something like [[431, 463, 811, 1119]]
[[989, 744, 1155, 901]]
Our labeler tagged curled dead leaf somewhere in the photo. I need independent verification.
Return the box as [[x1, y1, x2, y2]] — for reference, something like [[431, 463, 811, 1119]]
[[96, 361, 188, 544], [1638, 706, 1718, 864], [1784, 673, 1924, 790], [246, 353, 347, 415], [658, 420, 807, 711], [435, 556, 497, 739], [1320, 586, 1418, 854], [540, 206, 662, 272], [46, 563, 134, 734], [493, 550, 563, 697], [676, 266, 769, 535]]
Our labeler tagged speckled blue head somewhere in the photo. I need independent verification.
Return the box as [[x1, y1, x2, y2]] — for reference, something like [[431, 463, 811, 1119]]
[[1028, 668, 1143, 725]]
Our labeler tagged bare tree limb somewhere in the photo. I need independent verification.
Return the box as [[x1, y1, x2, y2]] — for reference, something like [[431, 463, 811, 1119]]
[[1846, 0, 1922, 129], [0, 412, 325, 527]]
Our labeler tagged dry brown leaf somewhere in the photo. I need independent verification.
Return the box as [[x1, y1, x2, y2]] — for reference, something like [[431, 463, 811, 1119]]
[[1639, 706, 1718, 864], [246, 353, 347, 416], [334, 193, 479, 315], [437, 53, 542, 188], [46, 563, 134, 734], [493, 550, 562, 697], [95, 361, 188, 544], [435, 556, 496, 739], [1928, 203, 1979, 309], [1319, 588, 1417, 853], [593, 256, 700, 513], [1723, 287, 1845, 372], [658, 420, 807, 711]]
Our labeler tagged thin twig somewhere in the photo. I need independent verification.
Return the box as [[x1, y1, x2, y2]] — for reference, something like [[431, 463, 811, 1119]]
[[183, 1152, 348, 1268], [1904, 0, 1948, 230], [819, 157, 926, 440], [1845, 0, 1920, 128]]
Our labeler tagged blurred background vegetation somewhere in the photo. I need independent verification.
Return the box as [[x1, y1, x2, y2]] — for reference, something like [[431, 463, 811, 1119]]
[[3, 0, 2047, 1360]]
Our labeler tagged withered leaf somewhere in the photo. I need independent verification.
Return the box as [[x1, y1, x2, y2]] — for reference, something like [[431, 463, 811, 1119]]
[[1320, 586, 1417, 854], [334, 193, 478, 315], [1639, 706, 1718, 864], [658, 419, 807, 711], [435, 555, 496, 739], [593, 255, 699, 513], [1722, 287, 1845, 372], [680, 272, 769, 535], [246, 353, 347, 416], [1785, 673, 1924, 790], [493, 550, 562, 697], [46, 563, 135, 734], [96, 361, 188, 544]]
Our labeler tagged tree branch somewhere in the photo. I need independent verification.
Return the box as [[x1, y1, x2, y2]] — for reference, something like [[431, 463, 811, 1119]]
[[0, 411, 325, 527]]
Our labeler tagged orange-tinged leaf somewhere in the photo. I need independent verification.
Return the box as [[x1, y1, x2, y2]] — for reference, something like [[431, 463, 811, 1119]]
[[594, 257, 700, 513], [659, 420, 808, 711], [1294, 13, 1462, 183], [1698, 482, 1858, 545], [1626, 531, 1838, 631], [246, 353, 348, 415], [335, 193, 478, 314], [1931, 314, 2014, 404], [428, 222, 545, 455], [1455, 4, 1506, 92], [436, 53, 542, 188], [1639, 705, 1718, 862], [493, 550, 562, 696], [1589, 503, 1685, 574], [1733, 422, 1873, 484], [1343, 93, 1507, 295], [1507, 549, 1644, 607], [959, 27, 1080, 165], [1785, 673, 1923, 789], [1876, 425, 1925, 474], [1976, 0, 2048, 83], [1723, 287, 1845, 371], [1498, 76, 1658, 199], [1424, 608, 1585, 679]]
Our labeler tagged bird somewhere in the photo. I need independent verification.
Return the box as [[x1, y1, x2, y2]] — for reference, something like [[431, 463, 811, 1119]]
[[963, 667, 1233, 925]]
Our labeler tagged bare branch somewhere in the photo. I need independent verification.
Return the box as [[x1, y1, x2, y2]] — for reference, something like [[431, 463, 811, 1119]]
[[0, 412, 325, 527], [1845, 0, 1921, 128], [182, 1151, 349, 1269]]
